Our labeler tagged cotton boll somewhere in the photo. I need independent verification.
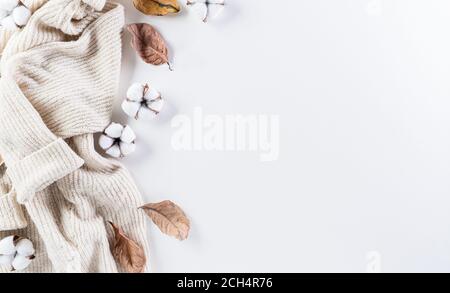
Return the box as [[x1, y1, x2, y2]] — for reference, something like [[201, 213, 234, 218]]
[[144, 87, 160, 100], [121, 100, 140, 119], [0, 235, 17, 255], [0, 0, 19, 12], [121, 125, 136, 144], [207, 2, 225, 20], [137, 106, 157, 121], [105, 144, 121, 158], [123, 83, 164, 120], [149, 98, 164, 113], [126, 83, 145, 102], [12, 6, 31, 26], [15, 238, 34, 257], [188, 2, 207, 21], [120, 142, 136, 156], [11, 254, 32, 271], [1, 15, 17, 30], [104, 122, 123, 138], [98, 134, 115, 150], [101, 123, 137, 158], [0, 254, 14, 266], [187, 0, 225, 22]]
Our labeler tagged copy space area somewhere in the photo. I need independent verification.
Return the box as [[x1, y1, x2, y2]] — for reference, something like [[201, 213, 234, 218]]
[[117, 0, 450, 272]]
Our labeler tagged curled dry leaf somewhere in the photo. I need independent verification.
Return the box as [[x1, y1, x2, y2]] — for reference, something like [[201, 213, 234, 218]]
[[133, 0, 181, 16], [140, 200, 190, 241], [127, 23, 173, 71], [108, 222, 146, 273]]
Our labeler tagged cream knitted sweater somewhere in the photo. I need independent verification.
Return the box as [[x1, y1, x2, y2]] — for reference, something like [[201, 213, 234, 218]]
[[0, 0, 150, 272]]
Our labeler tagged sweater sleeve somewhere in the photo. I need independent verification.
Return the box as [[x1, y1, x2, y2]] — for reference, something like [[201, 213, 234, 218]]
[[0, 77, 84, 204], [0, 0, 121, 204]]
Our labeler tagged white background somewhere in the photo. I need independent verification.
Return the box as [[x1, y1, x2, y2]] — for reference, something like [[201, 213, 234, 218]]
[[114, 0, 450, 273]]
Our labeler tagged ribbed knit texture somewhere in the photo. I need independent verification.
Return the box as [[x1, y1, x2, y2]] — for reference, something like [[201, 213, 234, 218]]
[[0, 29, 16, 54], [0, 0, 150, 273], [0, 188, 27, 231]]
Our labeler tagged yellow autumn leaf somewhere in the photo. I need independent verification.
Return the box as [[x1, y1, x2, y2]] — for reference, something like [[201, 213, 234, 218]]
[[133, 0, 181, 16]]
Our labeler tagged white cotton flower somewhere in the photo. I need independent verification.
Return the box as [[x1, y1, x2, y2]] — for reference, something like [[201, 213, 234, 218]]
[[99, 123, 137, 158], [0, 0, 19, 12], [187, 0, 225, 22], [0, 235, 35, 271], [120, 124, 137, 143], [120, 142, 136, 156], [0, 254, 14, 266], [122, 83, 164, 121], [0, 235, 18, 255], [104, 122, 124, 138], [12, 5, 30, 26], [1, 15, 16, 30], [0, 1, 31, 30], [105, 144, 121, 158], [11, 254, 33, 271], [15, 238, 35, 256]]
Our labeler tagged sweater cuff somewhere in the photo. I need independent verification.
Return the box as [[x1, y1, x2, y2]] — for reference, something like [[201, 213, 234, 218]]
[[7, 138, 84, 204], [0, 191, 27, 231]]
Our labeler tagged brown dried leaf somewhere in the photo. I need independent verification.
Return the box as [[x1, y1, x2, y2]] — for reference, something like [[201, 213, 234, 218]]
[[133, 0, 181, 16], [140, 200, 190, 241], [108, 221, 146, 273], [127, 23, 172, 71]]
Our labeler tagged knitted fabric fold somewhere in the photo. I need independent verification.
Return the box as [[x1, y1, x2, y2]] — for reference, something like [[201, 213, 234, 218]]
[[0, 190, 27, 231], [0, 0, 150, 273], [6, 138, 84, 203]]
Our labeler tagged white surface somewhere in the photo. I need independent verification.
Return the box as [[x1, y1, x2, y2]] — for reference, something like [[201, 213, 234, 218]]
[[115, 0, 450, 273]]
